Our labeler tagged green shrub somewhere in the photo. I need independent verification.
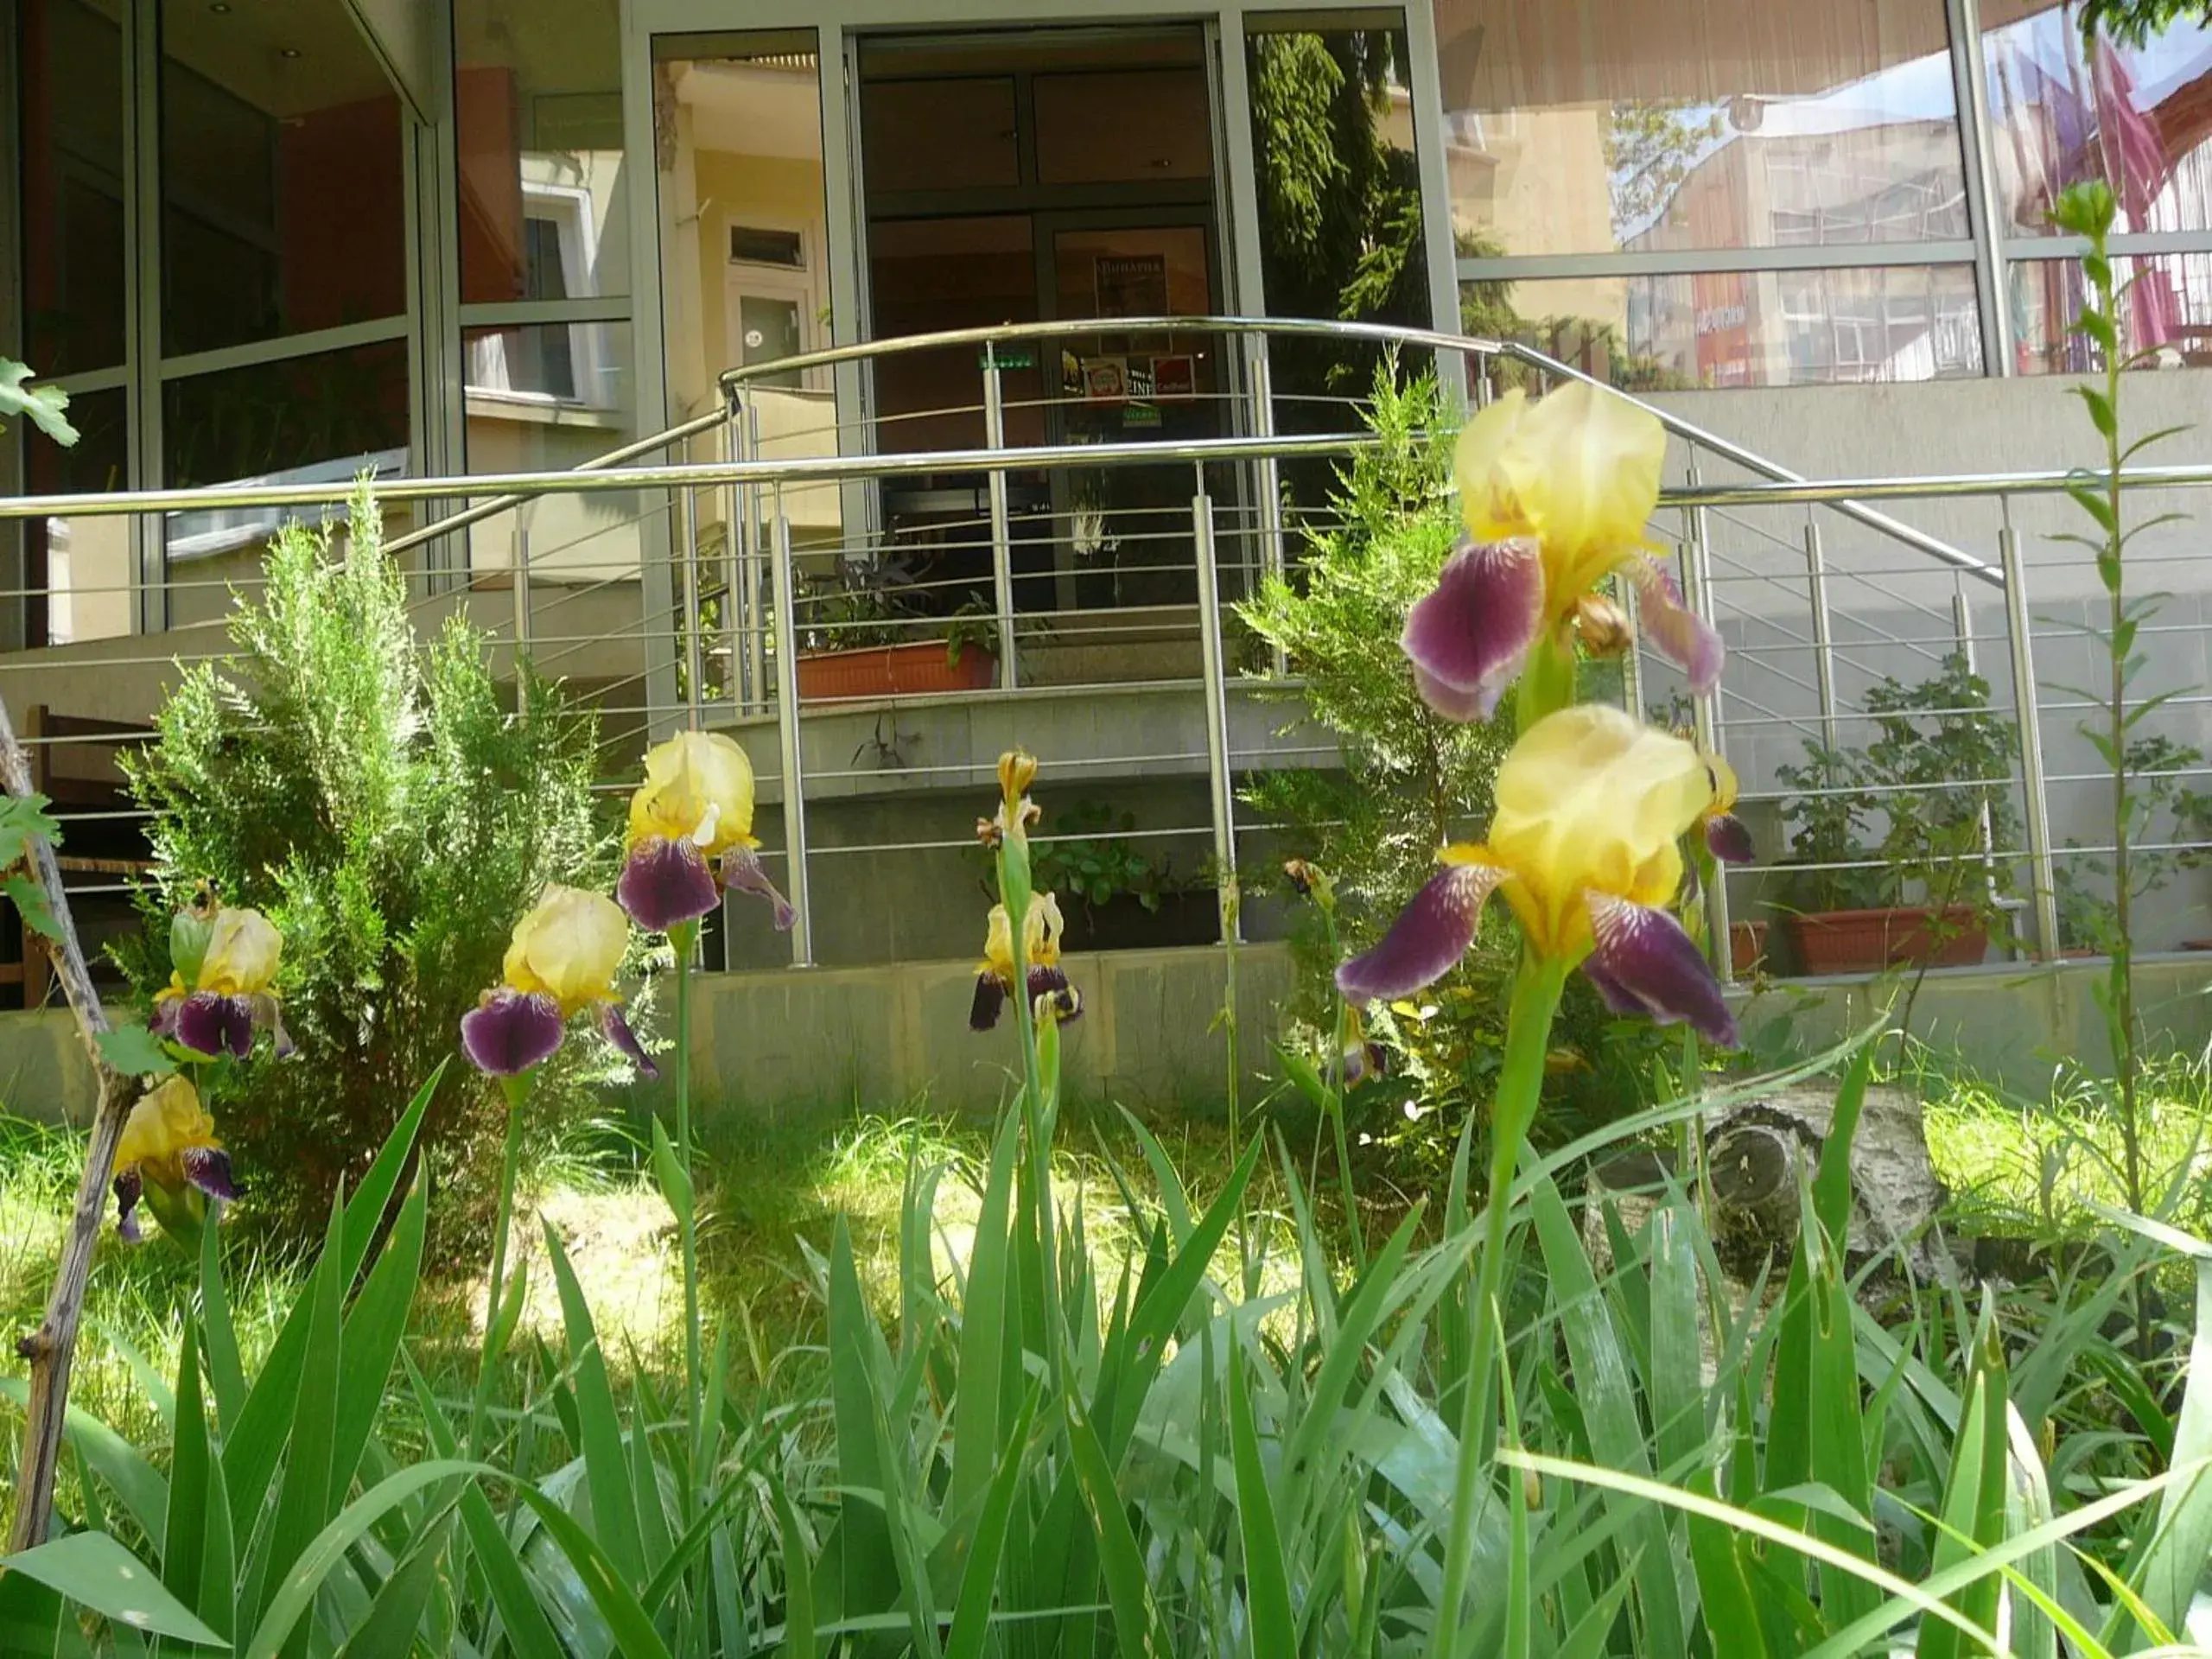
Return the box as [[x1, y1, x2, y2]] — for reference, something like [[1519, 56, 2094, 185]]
[[116, 490, 618, 1239], [1238, 365, 1667, 1146]]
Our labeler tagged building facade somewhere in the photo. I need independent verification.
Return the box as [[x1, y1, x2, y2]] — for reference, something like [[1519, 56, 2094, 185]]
[[9, 0, 2212, 1008]]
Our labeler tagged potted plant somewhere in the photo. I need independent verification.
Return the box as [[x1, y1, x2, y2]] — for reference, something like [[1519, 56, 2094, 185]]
[[969, 799, 1217, 950], [1775, 653, 2018, 975], [793, 556, 997, 701]]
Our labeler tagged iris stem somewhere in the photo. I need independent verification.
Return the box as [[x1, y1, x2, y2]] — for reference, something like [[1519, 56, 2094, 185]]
[[999, 836, 1065, 1392], [1429, 950, 1567, 1659], [469, 1071, 531, 1458], [671, 924, 704, 1475]]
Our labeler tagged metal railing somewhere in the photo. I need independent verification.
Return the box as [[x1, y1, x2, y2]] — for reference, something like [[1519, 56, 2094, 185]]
[[3, 315, 2196, 1001]]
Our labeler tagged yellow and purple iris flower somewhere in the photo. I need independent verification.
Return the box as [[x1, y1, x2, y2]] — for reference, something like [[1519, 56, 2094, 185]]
[[1338, 704, 1751, 1044], [151, 891, 291, 1059], [969, 891, 1078, 1031], [461, 885, 658, 1077], [111, 1074, 235, 1243], [616, 731, 794, 934], [1403, 383, 1722, 721]]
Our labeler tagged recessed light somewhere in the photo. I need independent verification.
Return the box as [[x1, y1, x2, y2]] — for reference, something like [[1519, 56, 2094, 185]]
[[279, 46, 301, 57], [209, 2, 230, 11]]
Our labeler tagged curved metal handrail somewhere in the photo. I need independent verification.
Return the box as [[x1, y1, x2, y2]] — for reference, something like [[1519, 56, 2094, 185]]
[[352, 313, 1986, 586]]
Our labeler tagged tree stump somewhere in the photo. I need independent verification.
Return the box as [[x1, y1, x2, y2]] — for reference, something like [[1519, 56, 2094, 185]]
[[1586, 1082, 1948, 1282]]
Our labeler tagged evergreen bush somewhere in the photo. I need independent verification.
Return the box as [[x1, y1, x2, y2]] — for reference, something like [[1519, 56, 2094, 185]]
[[116, 489, 620, 1238]]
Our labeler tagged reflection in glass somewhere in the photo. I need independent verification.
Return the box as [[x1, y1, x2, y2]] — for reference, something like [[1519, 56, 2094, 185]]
[[861, 79, 1020, 193], [21, 0, 126, 374], [1471, 264, 1982, 389], [463, 323, 637, 582], [456, 0, 630, 302], [1982, 6, 2212, 238], [1033, 69, 1212, 182], [2011, 251, 2212, 373], [26, 387, 129, 646], [1435, 0, 1964, 257], [159, 0, 406, 355], [161, 342, 410, 609]]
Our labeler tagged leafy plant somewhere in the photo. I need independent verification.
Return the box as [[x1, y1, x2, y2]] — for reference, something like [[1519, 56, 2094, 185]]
[[113, 488, 616, 1240], [1776, 652, 2020, 928], [2055, 733, 2212, 950], [969, 798, 1195, 914]]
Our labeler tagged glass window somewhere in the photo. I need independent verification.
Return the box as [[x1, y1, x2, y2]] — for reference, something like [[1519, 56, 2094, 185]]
[[25, 386, 129, 645], [2009, 249, 2212, 373], [861, 78, 1020, 194], [462, 322, 639, 582], [1435, 0, 1967, 257], [1470, 263, 1983, 389], [161, 340, 411, 585], [159, 0, 407, 356], [1982, 5, 2212, 238], [20, 0, 127, 374], [456, 0, 630, 303], [1033, 68, 1212, 183]]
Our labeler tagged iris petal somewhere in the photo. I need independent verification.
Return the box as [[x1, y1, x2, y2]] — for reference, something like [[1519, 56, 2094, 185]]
[[1584, 891, 1738, 1046], [617, 836, 721, 931], [460, 988, 565, 1076], [248, 993, 296, 1058], [1401, 538, 1543, 722], [969, 972, 1007, 1033], [1027, 963, 1082, 1025], [113, 1166, 143, 1243], [1704, 812, 1755, 865], [1337, 862, 1504, 1001], [175, 992, 254, 1058], [181, 1146, 237, 1204], [1630, 558, 1725, 693], [598, 1001, 660, 1079], [721, 846, 798, 931]]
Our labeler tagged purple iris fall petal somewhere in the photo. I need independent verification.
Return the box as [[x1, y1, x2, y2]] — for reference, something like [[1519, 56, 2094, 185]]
[[722, 846, 798, 931], [180, 1146, 237, 1204], [1584, 891, 1738, 1047], [113, 1166, 143, 1243], [1704, 812, 1755, 865], [460, 988, 565, 1077], [1336, 862, 1504, 1002], [969, 973, 1007, 1033], [1027, 964, 1082, 1025], [1630, 558, 1725, 693], [1401, 537, 1544, 722], [175, 992, 254, 1058], [149, 999, 181, 1041], [598, 1001, 660, 1080], [618, 836, 721, 931]]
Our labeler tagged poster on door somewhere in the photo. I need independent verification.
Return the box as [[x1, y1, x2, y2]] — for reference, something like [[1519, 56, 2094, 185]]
[[1095, 254, 1169, 319]]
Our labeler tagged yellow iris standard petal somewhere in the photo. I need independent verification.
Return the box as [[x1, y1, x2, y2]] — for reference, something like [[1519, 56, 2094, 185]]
[[626, 731, 759, 857], [502, 884, 630, 1015], [117, 1074, 219, 1185], [1484, 705, 1713, 957], [1453, 381, 1669, 620], [981, 892, 1065, 980], [197, 906, 282, 996]]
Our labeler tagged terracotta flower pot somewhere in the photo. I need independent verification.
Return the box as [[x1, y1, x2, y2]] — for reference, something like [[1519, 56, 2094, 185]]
[[1730, 919, 1770, 976], [1783, 905, 1988, 975], [796, 641, 995, 702]]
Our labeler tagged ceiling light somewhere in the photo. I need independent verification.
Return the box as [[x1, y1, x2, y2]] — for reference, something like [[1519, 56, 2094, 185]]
[[209, 2, 230, 10], [279, 46, 301, 58]]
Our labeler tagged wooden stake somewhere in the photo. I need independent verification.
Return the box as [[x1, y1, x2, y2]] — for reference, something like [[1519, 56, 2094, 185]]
[[2, 692, 143, 1554]]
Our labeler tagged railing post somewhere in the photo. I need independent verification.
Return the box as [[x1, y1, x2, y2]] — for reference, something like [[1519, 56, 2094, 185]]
[[1804, 514, 1838, 755], [981, 344, 1019, 689], [1192, 470, 1242, 944], [677, 457, 704, 731], [769, 494, 814, 966], [1681, 453, 1734, 982], [512, 524, 532, 654], [723, 395, 750, 715], [1243, 334, 1288, 675], [2000, 512, 2060, 960]]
